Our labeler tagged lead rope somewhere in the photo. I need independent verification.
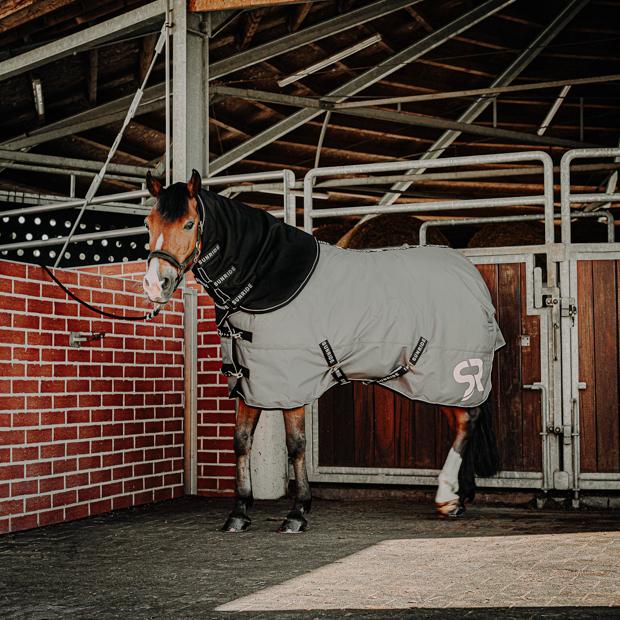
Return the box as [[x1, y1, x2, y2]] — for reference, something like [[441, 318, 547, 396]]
[[42, 264, 162, 321], [53, 21, 168, 268]]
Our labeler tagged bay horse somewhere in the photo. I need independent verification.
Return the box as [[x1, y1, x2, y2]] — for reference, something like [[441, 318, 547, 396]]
[[142, 170, 503, 532]]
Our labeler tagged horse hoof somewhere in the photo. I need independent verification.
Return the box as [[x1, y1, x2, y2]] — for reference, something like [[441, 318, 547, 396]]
[[278, 519, 307, 533], [436, 499, 460, 518], [221, 516, 251, 532], [448, 503, 466, 517]]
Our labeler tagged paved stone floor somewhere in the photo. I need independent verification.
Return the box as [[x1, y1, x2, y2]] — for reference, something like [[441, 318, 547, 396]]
[[1, 496, 620, 619]]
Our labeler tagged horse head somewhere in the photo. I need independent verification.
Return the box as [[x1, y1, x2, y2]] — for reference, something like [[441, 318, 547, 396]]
[[142, 169, 203, 304]]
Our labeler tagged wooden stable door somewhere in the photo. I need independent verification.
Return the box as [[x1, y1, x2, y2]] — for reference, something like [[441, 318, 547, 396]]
[[576, 260, 620, 474], [317, 262, 543, 473]]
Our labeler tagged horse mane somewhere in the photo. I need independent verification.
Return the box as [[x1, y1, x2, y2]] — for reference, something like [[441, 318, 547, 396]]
[[156, 182, 191, 222]]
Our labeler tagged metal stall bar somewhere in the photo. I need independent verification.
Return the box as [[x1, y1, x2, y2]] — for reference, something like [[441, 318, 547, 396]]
[[304, 151, 555, 242], [184, 285, 198, 495], [559, 148, 620, 500], [419, 211, 615, 246]]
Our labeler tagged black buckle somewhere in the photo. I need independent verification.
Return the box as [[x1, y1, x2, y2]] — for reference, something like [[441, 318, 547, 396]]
[[221, 363, 250, 379]]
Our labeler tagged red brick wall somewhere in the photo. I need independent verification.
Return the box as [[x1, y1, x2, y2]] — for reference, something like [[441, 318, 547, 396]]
[[75, 262, 237, 497], [0, 259, 188, 534]]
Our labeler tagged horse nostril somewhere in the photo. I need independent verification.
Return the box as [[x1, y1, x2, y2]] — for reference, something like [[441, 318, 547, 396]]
[[144, 277, 150, 287], [162, 275, 172, 291]]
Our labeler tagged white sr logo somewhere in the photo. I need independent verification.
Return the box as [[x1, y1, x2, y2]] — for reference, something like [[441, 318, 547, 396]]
[[453, 359, 484, 402]]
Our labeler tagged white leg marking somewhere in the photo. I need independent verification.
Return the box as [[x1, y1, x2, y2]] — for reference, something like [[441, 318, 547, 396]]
[[435, 447, 462, 503]]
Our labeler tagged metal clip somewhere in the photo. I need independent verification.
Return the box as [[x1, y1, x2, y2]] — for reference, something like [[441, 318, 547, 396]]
[[69, 332, 106, 348]]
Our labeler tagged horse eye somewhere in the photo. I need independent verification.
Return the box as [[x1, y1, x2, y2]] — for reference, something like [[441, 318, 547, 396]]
[[144, 220, 149, 230], [184, 221, 195, 230]]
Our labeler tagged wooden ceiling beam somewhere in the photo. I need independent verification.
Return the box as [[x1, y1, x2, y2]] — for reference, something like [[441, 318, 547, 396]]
[[238, 8, 267, 52], [0, 0, 80, 32], [404, 6, 434, 33], [86, 48, 98, 107], [289, 2, 312, 33], [138, 33, 158, 84], [68, 134, 149, 165]]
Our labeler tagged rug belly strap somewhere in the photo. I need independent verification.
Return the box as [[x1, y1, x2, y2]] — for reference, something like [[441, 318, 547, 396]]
[[319, 340, 350, 385], [362, 336, 428, 386]]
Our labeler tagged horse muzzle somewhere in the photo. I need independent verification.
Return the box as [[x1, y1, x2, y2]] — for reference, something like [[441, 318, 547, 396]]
[[143, 257, 178, 303]]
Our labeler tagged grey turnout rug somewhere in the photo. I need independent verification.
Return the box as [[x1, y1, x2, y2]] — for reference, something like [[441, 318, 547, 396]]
[[220, 243, 505, 411]]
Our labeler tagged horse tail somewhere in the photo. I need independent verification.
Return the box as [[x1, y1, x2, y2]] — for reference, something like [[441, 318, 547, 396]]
[[471, 396, 501, 478]]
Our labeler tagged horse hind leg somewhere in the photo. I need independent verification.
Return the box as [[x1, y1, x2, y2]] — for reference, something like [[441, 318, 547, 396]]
[[436, 406, 481, 518], [222, 402, 262, 532], [279, 407, 312, 533]]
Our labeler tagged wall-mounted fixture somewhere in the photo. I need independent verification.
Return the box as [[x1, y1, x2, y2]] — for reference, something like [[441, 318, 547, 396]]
[[69, 331, 106, 348]]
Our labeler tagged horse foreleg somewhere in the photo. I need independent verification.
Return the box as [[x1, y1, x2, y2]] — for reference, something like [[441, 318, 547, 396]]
[[436, 406, 481, 518], [221, 401, 262, 532], [279, 407, 311, 533]]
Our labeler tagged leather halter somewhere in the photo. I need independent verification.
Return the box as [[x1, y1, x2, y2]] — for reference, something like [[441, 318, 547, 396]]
[[147, 194, 206, 292]]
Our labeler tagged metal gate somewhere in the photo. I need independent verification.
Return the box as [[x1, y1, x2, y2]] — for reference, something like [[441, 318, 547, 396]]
[[302, 148, 620, 502], [560, 149, 620, 504]]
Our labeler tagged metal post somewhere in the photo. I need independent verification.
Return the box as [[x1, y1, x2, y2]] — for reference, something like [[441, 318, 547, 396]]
[[184, 286, 198, 495], [173, 3, 207, 181], [165, 0, 171, 185]]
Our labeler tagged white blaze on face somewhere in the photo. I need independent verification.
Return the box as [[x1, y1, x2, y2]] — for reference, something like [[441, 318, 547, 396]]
[[143, 233, 164, 299]]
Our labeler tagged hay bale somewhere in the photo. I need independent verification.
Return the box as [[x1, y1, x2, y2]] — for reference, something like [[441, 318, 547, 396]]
[[313, 223, 354, 245], [571, 219, 611, 244], [467, 221, 545, 248], [337, 213, 452, 249]]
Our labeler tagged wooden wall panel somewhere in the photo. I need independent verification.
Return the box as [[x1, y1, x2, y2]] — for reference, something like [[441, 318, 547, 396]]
[[318, 388, 335, 466], [333, 382, 355, 466], [592, 261, 620, 472], [394, 393, 414, 468], [413, 402, 438, 469], [373, 387, 395, 467], [577, 261, 597, 472], [497, 263, 524, 471], [353, 383, 373, 467]]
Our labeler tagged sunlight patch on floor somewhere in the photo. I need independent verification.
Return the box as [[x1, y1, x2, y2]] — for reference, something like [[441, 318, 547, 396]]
[[216, 532, 620, 611]]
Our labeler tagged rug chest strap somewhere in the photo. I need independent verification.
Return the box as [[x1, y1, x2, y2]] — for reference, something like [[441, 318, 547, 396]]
[[220, 319, 251, 379], [319, 340, 350, 385]]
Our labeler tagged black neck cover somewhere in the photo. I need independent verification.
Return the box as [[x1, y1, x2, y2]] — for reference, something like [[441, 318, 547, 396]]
[[191, 189, 319, 325]]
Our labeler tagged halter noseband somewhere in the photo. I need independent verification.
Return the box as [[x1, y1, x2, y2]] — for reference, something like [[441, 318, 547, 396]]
[[147, 194, 206, 292]]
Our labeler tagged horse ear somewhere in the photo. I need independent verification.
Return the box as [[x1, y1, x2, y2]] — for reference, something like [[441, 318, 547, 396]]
[[188, 169, 201, 198], [146, 171, 163, 198]]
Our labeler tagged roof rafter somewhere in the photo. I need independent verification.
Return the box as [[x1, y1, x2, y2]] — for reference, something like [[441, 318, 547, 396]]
[[209, 0, 518, 175]]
